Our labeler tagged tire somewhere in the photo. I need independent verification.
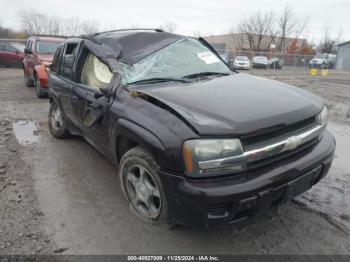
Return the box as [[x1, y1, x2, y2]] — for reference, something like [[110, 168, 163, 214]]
[[48, 100, 71, 139], [119, 146, 173, 228], [24, 68, 34, 87], [34, 76, 47, 98]]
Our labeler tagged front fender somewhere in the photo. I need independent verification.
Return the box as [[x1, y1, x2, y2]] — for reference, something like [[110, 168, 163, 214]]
[[112, 118, 166, 165], [22, 59, 29, 73], [34, 65, 48, 88]]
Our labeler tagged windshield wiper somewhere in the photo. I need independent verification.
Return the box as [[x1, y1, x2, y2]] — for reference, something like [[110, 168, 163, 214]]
[[128, 77, 190, 85], [182, 72, 230, 79]]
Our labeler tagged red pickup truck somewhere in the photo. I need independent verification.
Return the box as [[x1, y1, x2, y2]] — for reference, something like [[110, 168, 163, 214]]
[[23, 36, 64, 98]]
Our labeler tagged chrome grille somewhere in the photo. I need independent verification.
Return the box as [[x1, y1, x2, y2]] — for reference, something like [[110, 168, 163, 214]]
[[198, 117, 325, 172]]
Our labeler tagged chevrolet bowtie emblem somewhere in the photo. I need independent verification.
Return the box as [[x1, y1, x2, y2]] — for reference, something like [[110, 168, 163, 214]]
[[285, 136, 303, 151]]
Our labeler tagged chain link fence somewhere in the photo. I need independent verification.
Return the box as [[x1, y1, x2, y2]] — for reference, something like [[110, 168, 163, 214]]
[[216, 49, 315, 68]]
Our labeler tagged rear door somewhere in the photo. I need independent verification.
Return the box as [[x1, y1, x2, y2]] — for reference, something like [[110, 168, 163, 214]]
[[55, 41, 81, 124], [49, 45, 69, 115], [0, 44, 6, 65], [70, 50, 114, 154], [4, 44, 19, 66], [25, 40, 35, 77]]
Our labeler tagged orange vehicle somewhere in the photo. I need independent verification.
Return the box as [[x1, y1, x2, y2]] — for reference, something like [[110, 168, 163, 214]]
[[23, 36, 65, 98]]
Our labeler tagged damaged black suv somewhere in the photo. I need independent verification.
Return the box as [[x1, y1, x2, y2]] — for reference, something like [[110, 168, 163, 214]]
[[48, 29, 335, 228]]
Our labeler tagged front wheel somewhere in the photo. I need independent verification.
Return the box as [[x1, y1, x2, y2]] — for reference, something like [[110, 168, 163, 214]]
[[48, 100, 71, 139], [23, 68, 34, 87], [119, 146, 173, 227], [35, 77, 47, 98]]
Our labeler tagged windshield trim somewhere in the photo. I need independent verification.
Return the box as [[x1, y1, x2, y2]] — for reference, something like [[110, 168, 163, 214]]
[[121, 37, 233, 85]]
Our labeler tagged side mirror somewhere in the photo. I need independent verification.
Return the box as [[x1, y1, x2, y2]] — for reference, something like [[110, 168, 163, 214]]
[[43, 62, 51, 73], [24, 48, 32, 55]]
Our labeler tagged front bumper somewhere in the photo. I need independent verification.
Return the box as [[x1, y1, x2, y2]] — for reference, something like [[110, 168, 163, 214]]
[[159, 130, 335, 227], [253, 63, 268, 68], [234, 64, 250, 69], [310, 63, 324, 68]]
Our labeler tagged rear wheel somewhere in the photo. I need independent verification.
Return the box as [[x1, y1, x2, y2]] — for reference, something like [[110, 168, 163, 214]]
[[119, 146, 173, 227], [23, 68, 34, 87], [34, 76, 47, 98], [48, 100, 71, 139]]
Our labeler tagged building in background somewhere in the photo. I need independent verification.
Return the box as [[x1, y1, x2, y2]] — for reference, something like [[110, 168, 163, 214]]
[[204, 33, 310, 57], [336, 41, 350, 71]]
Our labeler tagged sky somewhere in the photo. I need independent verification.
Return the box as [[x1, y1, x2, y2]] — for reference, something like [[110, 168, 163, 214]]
[[0, 0, 349, 43]]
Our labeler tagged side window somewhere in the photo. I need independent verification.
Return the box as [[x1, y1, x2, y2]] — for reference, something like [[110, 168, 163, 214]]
[[25, 40, 32, 50], [80, 52, 113, 90], [59, 43, 78, 80], [51, 46, 63, 73], [0, 44, 5, 51], [5, 45, 16, 52]]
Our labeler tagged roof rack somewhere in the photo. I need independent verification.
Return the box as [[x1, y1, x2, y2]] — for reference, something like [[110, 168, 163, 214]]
[[0, 39, 26, 43], [92, 28, 164, 37]]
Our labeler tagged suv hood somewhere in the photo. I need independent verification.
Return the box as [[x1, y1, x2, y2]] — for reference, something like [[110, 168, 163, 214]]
[[137, 74, 324, 136], [311, 58, 323, 64], [37, 54, 54, 62]]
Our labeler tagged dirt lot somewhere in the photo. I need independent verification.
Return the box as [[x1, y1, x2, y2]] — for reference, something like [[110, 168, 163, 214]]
[[0, 67, 350, 255]]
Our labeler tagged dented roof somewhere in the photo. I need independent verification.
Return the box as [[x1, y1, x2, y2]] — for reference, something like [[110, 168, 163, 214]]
[[83, 30, 183, 72]]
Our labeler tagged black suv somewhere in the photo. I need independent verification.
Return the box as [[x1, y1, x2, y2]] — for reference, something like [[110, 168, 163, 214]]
[[48, 29, 335, 228]]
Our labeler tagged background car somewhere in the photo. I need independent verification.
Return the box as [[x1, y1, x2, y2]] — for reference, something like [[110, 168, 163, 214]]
[[23, 36, 65, 98], [327, 54, 337, 69], [0, 42, 25, 68], [233, 56, 251, 70], [268, 58, 283, 69], [309, 53, 336, 69], [252, 56, 268, 69]]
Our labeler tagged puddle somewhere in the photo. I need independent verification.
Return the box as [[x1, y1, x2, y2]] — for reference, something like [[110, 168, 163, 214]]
[[12, 120, 40, 145]]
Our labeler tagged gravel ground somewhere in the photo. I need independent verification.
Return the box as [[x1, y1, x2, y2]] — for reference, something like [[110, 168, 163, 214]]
[[0, 67, 349, 255]]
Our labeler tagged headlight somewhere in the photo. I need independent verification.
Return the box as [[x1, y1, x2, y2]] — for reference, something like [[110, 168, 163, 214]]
[[316, 106, 327, 126], [183, 139, 246, 176]]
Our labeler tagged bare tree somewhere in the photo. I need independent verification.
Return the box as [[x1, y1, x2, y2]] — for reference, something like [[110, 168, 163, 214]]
[[19, 10, 50, 35], [253, 12, 275, 51], [46, 16, 60, 35], [277, 6, 309, 53], [238, 19, 256, 51], [227, 26, 244, 51], [278, 6, 294, 53], [18, 10, 99, 36], [61, 17, 82, 36], [237, 12, 276, 51], [319, 25, 336, 53]]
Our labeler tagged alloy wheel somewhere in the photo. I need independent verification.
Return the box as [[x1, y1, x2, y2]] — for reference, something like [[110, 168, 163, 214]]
[[125, 164, 161, 219], [50, 104, 64, 130]]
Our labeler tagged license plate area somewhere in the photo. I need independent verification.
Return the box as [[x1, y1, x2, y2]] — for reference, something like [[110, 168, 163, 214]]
[[286, 168, 320, 199]]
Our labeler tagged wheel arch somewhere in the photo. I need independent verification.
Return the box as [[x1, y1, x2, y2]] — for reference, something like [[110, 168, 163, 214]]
[[113, 118, 165, 165], [34, 64, 48, 87]]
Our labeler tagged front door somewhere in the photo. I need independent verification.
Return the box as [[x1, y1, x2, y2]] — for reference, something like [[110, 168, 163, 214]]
[[71, 50, 114, 155], [71, 83, 111, 155]]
